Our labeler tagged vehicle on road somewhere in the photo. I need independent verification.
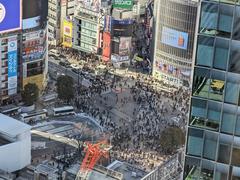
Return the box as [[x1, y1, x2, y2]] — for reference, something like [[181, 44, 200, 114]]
[[53, 106, 75, 116], [20, 109, 48, 123]]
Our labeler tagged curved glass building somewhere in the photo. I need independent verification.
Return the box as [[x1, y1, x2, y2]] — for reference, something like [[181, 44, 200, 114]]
[[184, 0, 240, 179]]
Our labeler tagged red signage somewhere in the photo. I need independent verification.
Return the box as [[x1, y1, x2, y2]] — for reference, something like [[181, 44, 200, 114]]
[[102, 32, 111, 61]]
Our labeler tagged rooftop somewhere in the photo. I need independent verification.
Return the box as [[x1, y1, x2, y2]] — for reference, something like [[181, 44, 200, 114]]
[[0, 114, 31, 138], [107, 161, 147, 180]]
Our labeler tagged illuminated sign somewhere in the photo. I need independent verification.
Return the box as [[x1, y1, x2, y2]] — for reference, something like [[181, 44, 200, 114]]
[[161, 26, 188, 50], [0, 0, 22, 33], [22, 16, 40, 30], [113, 0, 133, 9], [8, 36, 18, 95], [62, 19, 73, 48]]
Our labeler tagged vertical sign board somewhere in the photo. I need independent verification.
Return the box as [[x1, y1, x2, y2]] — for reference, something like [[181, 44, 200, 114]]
[[119, 37, 132, 56], [102, 32, 111, 61], [104, 15, 112, 32], [0, 0, 22, 33], [8, 36, 18, 95], [62, 19, 73, 48]]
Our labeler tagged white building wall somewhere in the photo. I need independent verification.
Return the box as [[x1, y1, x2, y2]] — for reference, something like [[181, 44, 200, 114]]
[[0, 130, 31, 172]]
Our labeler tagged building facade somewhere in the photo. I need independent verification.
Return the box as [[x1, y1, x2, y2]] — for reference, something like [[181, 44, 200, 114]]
[[0, 114, 31, 172], [152, 0, 198, 88], [0, 0, 48, 105], [73, 4, 102, 53], [48, 0, 61, 45], [184, 0, 240, 179]]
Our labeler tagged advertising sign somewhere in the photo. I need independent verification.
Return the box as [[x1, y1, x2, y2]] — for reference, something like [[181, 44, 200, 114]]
[[104, 15, 112, 32], [154, 60, 191, 79], [62, 19, 73, 48], [63, 20, 73, 37], [112, 19, 134, 25], [113, 0, 133, 9], [102, 32, 111, 61], [111, 54, 129, 62], [22, 16, 40, 30], [0, 0, 22, 33], [119, 37, 131, 56], [161, 26, 188, 50], [22, 29, 47, 62], [8, 36, 18, 95]]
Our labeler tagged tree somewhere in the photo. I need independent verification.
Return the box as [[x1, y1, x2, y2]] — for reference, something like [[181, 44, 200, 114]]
[[159, 127, 185, 155], [56, 75, 74, 102], [21, 83, 39, 106]]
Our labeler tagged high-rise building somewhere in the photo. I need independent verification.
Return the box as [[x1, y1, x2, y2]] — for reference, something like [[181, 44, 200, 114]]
[[152, 0, 198, 88], [184, 1, 240, 179], [0, 0, 48, 105], [48, 0, 76, 46], [72, 0, 111, 54]]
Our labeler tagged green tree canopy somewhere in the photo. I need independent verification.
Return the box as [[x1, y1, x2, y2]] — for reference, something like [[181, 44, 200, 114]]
[[160, 127, 185, 155], [56, 75, 74, 102], [21, 83, 39, 106]]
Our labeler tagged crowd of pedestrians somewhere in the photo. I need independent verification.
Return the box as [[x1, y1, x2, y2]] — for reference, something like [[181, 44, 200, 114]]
[[48, 45, 190, 172]]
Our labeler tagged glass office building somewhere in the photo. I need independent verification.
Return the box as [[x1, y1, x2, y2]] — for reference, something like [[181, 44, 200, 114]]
[[184, 0, 240, 179]]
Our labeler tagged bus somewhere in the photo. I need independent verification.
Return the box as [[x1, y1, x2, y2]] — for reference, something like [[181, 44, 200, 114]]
[[20, 109, 48, 123], [53, 106, 75, 116], [0, 105, 20, 116]]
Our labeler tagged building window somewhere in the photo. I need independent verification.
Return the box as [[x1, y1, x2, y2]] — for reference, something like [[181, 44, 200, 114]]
[[213, 38, 229, 71], [190, 98, 207, 128], [215, 163, 229, 180], [217, 4, 233, 38], [232, 137, 240, 167], [192, 67, 210, 99], [225, 73, 240, 105], [217, 134, 232, 164], [199, 2, 218, 36], [200, 160, 214, 179], [221, 104, 237, 135], [232, 166, 240, 180], [233, 6, 240, 40], [184, 156, 201, 179], [187, 128, 204, 156], [196, 35, 214, 67], [229, 40, 240, 74], [208, 70, 225, 101], [203, 131, 218, 160], [207, 101, 222, 131]]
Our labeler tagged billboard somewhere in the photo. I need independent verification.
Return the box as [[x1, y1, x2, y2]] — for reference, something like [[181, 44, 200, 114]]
[[22, 16, 40, 30], [62, 19, 73, 48], [154, 60, 191, 79], [161, 26, 188, 50], [111, 54, 129, 63], [113, 0, 133, 9], [102, 32, 111, 61], [22, 29, 47, 62], [8, 36, 18, 95], [112, 19, 134, 25], [0, 0, 22, 33], [119, 37, 131, 56], [104, 15, 112, 32]]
